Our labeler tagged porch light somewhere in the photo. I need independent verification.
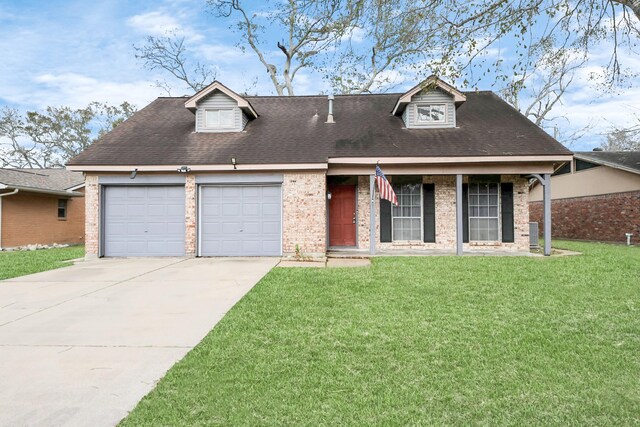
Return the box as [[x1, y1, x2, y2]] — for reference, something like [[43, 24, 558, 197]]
[[177, 166, 191, 173], [130, 168, 138, 179], [231, 156, 237, 169]]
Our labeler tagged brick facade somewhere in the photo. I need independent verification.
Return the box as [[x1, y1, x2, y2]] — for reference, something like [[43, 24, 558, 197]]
[[355, 174, 530, 252], [530, 190, 640, 244], [185, 174, 197, 256], [81, 171, 530, 258], [85, 174, 99, 257], [282, 171, 327, 257], [1, 189, 85, 249]]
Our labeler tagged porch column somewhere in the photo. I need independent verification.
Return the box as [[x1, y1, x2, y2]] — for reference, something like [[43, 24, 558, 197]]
[[370, 174, 376, 255], [456, 174, 463, 256], [530, 173, 552, 256], [543, 173, 552, 256]]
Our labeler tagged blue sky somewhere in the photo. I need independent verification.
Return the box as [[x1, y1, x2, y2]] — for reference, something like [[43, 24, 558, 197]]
[[1, 0, 638, 151]]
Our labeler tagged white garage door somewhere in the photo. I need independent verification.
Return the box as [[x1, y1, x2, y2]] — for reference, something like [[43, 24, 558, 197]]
[[103, 186, 185, 257], [199, 185, 282, 256]]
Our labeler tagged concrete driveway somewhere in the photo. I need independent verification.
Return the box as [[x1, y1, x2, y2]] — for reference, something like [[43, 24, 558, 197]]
[[0, 257, 278, 427]]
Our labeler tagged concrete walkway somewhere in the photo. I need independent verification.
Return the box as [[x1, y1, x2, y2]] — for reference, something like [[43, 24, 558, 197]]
[[0, 257, 278, 427]]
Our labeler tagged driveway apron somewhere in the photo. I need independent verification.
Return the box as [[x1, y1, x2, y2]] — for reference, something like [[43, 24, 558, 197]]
[[0, 257, 278, 427]]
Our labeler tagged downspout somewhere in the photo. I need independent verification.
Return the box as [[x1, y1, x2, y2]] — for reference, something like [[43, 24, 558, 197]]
[[0, 188, 20, 250]]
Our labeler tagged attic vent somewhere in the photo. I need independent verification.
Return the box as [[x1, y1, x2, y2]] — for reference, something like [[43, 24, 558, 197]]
[[326, 95, 335, 124]]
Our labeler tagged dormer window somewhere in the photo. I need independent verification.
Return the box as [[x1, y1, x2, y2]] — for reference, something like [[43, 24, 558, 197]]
[[185, 81, 259, 133], [392, 76, 466, 129], [416, 104, 446, 124], [205, 109, 234, 129]]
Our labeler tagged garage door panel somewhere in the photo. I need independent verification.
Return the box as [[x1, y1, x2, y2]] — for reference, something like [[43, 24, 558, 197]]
[[222, 203, 241, 216], [126, 187, 146, 197], [104, 186, 185, 257], [200, 185, 281, 256], [222, 221, 241, 234], [262, 203, 280, 216], [165, 204, 184, 216], [262, 221, 280, 234], [242, 222, 260, 234], [243, 203, 259, 216], [222, 187, 242, 197]]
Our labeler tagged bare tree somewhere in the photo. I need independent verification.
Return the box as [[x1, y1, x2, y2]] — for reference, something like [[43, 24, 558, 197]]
[[440, 0, 640, 88], [134, 34, 217, 94], [209, 0, 360, 96], [0, 102, 136, 168], [601, 117, 640, 150]]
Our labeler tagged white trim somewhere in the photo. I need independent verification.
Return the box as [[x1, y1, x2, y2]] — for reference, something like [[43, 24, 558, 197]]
[[185, 81, 258, 118], [392, 75, 466, 115], [390, 180, 423, 242], [328, 155, 574, 164], [67, 163, 329, 172], [66, 183, 85, 191], [203, 108, 235, 129]]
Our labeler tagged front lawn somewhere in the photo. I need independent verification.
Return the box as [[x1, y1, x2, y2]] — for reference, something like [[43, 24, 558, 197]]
[[0, 245, 85, 280], [122, 241, 640, 426]]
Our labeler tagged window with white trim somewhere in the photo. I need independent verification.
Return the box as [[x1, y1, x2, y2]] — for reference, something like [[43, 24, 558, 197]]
[[204, 109, 234, 128], [468, 182, 499, 241], [392, 183, 422, 241], [416, 104, 446, 123]]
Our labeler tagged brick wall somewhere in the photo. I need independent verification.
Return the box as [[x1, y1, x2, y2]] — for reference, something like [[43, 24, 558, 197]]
[[530, 190, 640, 244], [84, 174, 99, 257], [185, 174, 196, 256], [282, 171, 326, 257], [354, 174, 529, 252], [1, 189, 85, 248]]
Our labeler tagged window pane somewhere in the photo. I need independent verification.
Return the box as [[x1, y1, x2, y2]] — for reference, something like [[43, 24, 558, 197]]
[[391, 181, 422, 240], [468, 181, 500, 241], [205, 110, 219, 127], [416, 104, 445, 122], [220, 109, 234, 126]]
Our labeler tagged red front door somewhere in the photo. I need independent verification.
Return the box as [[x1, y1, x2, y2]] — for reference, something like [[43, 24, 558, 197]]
[[329, 184, 357, 247]]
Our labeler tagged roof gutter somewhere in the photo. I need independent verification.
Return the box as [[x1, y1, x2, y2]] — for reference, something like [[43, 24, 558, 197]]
[[0, 188, 19, 250], [66, 163, 329, 172], [328, 155, 574, 164], [0, 185, 83, 197]]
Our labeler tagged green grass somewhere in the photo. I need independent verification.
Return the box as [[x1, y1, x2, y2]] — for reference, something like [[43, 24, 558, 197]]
[[0, 245, 85, 280], [122, 241, 640, 426]]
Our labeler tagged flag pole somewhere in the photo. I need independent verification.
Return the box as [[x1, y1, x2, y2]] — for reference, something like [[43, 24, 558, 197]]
[[370, 171, 376, 255]]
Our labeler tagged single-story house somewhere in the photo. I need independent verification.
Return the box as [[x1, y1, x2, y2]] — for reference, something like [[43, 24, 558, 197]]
[[0, 168, 85, 249], [530, 150, 640, 244], [66, 76, 571, 258]]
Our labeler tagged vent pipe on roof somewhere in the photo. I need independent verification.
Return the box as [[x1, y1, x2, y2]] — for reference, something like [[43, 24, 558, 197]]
[[326, 95, 335, 124]]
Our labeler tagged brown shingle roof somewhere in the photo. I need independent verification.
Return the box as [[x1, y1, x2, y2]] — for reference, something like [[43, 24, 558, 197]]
[[0, 168, 84, 192], [67, 91, 571, 166]]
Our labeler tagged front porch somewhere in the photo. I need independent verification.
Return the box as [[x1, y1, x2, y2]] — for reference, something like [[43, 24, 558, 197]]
[[326, 172, 548, 255]]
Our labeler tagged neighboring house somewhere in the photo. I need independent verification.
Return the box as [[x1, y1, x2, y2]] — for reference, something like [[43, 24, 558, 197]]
[[66, 77, 571, 258], [0, 168, 85, 249], [530, 151, 640, 244]]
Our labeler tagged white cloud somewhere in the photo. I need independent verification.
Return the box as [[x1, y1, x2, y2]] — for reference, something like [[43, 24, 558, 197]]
[[126, 10, 202, 42], [26, 73, 162, 109]]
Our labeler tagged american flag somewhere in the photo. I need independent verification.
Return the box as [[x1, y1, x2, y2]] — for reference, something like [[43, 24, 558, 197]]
[[375, 165, 398, 206]]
